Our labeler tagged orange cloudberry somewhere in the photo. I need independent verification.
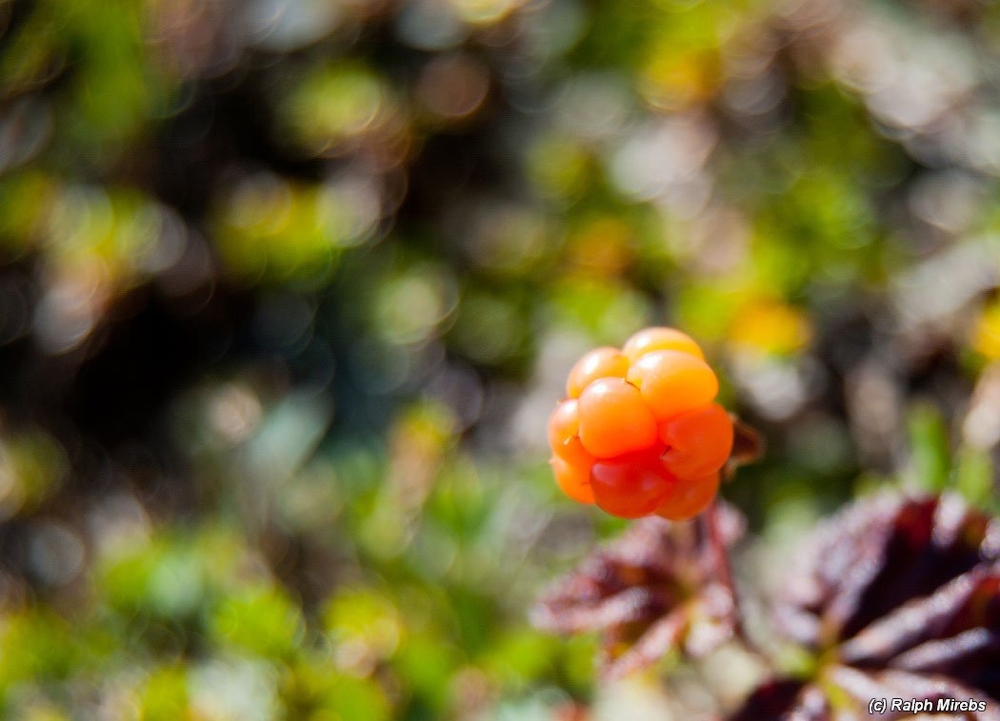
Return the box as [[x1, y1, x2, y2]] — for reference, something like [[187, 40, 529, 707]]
[[546, 327, 732, 521]]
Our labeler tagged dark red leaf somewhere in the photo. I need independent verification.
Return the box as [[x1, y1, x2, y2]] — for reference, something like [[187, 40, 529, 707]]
[[777, 494, 1000, 649], [727, 679, 823, 721], [734, 493, 1000, 720], [531, 503, 745, 678]]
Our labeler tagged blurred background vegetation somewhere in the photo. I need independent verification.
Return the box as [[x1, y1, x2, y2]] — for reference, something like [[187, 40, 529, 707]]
[[1, 0, 1000, 717]]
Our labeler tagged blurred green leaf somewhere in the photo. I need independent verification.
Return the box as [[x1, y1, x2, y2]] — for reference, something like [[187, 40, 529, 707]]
[[906, 402, 952, 493], [209, 586, 303, 659]]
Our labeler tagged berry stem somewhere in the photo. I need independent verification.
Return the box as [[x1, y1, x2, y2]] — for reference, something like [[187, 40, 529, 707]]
[[704, 499, 751, 647], [703, 503, 775, 672]]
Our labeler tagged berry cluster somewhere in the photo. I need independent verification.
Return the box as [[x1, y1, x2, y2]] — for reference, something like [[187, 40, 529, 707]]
[[548, 328, 733, 520]]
